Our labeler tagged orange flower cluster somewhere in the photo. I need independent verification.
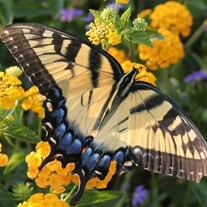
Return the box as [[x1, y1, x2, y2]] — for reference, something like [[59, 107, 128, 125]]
[[150, 1, 193, 37], [138, 29, 184, 70], [138, 1, 192, 70], [26, 141, 118, 194]]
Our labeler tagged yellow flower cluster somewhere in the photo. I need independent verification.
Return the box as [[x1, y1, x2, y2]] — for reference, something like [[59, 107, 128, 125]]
[[138, 1, 192, 70], [26, 141, 118, 193], [108, 47, 156, 85], [0, 69, 24, 109], [86, 19, 121, 46], [0, 143, 8, 167], [150, 1, 193, 37], [138, 29, 184, 70], [26, 142, 72, 193], [21, 86, 45, 118], [17, 193, 69, 207], [0, 66, 45, 118]]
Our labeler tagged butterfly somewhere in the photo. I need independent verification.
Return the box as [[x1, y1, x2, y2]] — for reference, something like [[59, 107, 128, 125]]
[[1, 23, 207, 206]]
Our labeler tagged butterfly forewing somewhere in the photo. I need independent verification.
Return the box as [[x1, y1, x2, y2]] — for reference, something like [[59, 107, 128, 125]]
[[0, 23, 123, 96]]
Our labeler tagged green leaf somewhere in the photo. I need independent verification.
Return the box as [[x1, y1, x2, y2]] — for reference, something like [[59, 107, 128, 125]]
[[147, 30, 163, 40], [2, 119, 40, 143], [120, 7, 131, 27], [89, 9, 101, 19], [0, 184, 15, 207], [3, 152, 25, 174], [0, 0, 13, 25], [123, 29, 152, 46], [78, 190, 123, 207], [0, 108, 13, 122]]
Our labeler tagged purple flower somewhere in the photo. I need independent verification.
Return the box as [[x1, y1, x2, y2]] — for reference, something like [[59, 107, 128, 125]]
[[106, 2, 124, 10], [82, 12, 94, 22], [132, 185, 148, 207], [184, 69, 207, 83], [59, 8, 83, 22]]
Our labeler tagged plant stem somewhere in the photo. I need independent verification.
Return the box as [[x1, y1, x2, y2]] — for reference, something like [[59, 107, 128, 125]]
[[185, 19, 207, 49], [63, 185, 77, 202]]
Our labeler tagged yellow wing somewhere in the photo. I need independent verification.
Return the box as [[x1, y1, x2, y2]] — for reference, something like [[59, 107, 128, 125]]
[[1, 23, 207, 184]]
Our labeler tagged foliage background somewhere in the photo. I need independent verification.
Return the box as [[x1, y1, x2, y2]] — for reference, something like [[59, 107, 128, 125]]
[[0, 0, 207, 206]]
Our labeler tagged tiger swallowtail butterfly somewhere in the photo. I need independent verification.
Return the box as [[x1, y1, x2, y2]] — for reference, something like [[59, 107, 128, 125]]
[[1, 23, 207, 206]]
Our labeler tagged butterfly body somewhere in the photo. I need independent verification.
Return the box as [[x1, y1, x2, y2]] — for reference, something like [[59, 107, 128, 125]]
[[1, 23, 207, 206]]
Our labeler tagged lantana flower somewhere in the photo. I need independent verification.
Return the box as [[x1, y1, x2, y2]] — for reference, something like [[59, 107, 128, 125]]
[[17, 193, 69, 207], [26, 141, 117, 193], [0, 68, 24, 110], [138, 29, 184, 70], [86, 8, 121, 47], [21, 86, 45, 118], [0, 143, 8, 167], [0, 66, 45, 118], [150, 1, 193, 37]]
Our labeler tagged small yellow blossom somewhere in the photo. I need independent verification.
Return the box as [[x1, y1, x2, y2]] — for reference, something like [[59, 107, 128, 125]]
[[138, 29, 184, 70], [0, 71, 24, 109], [117, 0, 129, 4], [0, 153, 9, 167], [21, 86, 45, 118], [121, 61, 156, 85], [150, 1, 193, 37], [107, 31, 122, 46], [26, 141, 50, 179], [17, 193, 69, 207], [86, 19, 120, 47], [0, 143, 8, 167]]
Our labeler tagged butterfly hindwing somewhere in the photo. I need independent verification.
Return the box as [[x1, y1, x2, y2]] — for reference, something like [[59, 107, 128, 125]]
[[128, 83, 207, 182]]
